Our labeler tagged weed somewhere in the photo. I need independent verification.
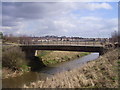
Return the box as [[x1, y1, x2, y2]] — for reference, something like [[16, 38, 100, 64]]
[[2, 46, 29, 71]]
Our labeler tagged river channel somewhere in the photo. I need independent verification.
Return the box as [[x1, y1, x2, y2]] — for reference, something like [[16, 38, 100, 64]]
[[3, 53, 99, 88]]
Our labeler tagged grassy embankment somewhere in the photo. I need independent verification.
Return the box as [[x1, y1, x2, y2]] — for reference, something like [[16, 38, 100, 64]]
[[24, 49, 119, 88], [37, 51, 89, 65]]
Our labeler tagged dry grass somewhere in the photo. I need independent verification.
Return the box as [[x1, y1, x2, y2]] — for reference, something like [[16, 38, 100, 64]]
[[2, 46, 29, 70], [2, 67, 24, 79], [2, 46, 30, 78], [24, 49, 119, 88]]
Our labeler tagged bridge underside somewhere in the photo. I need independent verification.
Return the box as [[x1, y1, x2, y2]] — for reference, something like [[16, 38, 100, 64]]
[[20, 45, 106, 59]]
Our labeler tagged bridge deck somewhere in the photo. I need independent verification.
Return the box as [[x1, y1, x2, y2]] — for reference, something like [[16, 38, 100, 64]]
[[20, 45, 104, 53]]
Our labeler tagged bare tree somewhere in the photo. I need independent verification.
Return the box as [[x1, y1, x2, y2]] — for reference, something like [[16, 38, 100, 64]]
[[110, 31, 118, 43], [109, 31, 119, 48]]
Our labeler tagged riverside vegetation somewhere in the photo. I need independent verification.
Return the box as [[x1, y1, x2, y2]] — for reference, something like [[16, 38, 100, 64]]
[[2, 46, 30, 79], [2, 46, 89, 79], [24, 49, 119, 88]]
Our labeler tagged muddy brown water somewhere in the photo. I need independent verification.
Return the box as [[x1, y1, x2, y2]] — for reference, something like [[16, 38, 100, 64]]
[[2, 53, 99, 88]]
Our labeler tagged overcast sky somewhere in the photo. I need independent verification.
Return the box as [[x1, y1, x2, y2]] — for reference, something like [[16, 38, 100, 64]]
[[1, 2, 118, 38]]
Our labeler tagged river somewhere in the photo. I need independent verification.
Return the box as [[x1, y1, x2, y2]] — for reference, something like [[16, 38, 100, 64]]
[[2, 53, 99, 88]]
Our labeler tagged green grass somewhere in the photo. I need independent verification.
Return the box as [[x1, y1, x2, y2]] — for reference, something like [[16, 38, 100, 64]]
[[117, 60, 120, 64], [44, 59, 58, 65], [19, 65, 30, 72], [79, 52, 90, 57], [64, 56, 69, 60]]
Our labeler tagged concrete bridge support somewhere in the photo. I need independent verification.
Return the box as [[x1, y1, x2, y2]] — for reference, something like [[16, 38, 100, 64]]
[[35, 50, 38, 56]]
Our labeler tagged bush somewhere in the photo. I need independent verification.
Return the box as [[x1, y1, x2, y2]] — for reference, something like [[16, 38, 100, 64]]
[[2, 46, 29, 71]]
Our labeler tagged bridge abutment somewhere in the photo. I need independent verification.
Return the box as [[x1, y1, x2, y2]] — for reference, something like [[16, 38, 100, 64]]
[[24, 49, 36, 60]]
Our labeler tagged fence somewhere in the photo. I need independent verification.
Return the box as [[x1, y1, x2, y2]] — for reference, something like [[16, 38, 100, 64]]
[[20, 40, 104, 46]]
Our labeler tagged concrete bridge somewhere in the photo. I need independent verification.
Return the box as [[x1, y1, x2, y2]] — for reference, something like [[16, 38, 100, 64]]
[[20, 45, 107, 60]]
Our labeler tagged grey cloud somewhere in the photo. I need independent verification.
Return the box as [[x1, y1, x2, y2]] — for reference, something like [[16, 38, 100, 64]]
[[2, 2, 67, 20], [2, 2, 67, 27], [2, 2, 113, 26], [1, 2, 116, 38], [2, 16, 19, 26]]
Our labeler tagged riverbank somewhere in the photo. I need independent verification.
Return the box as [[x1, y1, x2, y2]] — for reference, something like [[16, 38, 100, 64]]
[[24, 49, 119, 88], [2, 47, 89, 79], [2, 68, 28, 79], [2, 46, 30, 79], [38, 51, 89, 65]]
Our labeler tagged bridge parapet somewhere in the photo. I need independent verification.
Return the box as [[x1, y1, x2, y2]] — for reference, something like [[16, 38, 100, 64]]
[[19, 40, 104, 47]]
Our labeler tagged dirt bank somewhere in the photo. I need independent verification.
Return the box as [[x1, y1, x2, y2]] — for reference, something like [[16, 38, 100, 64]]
[[24, 49, 119, 88]]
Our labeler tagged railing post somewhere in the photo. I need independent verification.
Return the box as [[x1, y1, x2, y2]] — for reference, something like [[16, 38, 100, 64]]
[[48, 40, 49, 44], [93, 41, 95, 46], [77, 40, 78, 45]]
